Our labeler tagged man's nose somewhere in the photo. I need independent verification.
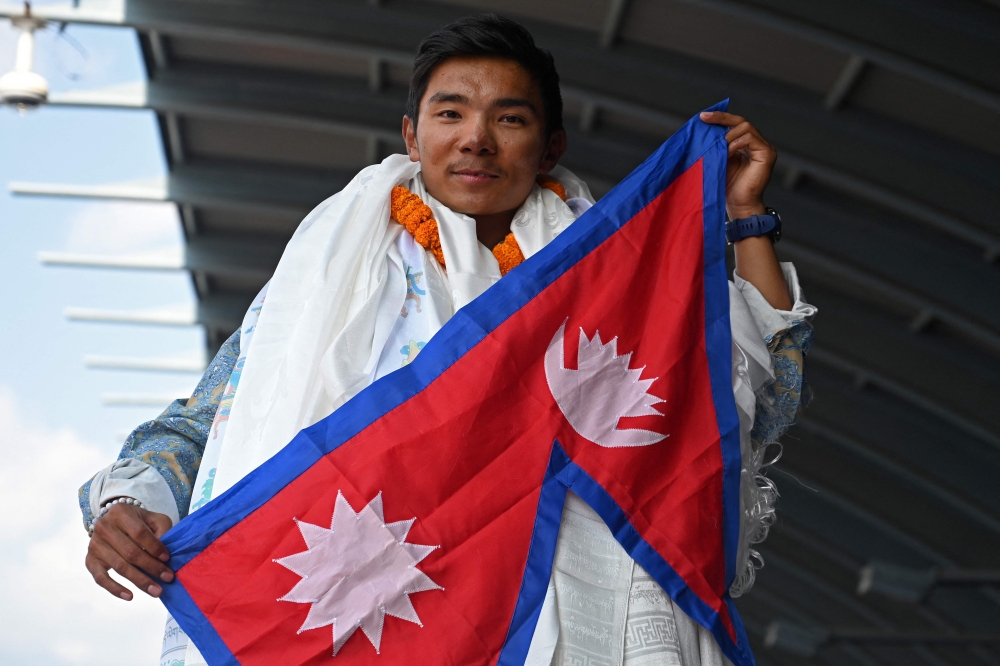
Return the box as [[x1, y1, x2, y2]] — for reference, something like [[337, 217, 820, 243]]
[[458, 118, 497, 154]]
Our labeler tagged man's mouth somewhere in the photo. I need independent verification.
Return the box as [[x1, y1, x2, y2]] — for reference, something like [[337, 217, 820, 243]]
[[452, 169, 500, 183]]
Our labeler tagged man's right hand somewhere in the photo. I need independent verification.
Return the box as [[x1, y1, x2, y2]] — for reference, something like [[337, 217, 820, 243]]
[[85, 502, 175, 600]]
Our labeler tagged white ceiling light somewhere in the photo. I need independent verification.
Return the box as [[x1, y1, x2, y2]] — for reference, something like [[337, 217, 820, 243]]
[[0, 2, 48, 112]]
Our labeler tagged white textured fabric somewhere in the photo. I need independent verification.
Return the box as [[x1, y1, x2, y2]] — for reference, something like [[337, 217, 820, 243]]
[[211, 155, 419, 497], [374, 231, 452, 379], [90, 458, 180, 528], [734, 263, 816, 342]]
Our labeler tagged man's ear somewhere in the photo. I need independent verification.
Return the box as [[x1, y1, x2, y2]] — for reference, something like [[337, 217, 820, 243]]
[[402, 115, 420, 163], [537, 129, 568, 175]]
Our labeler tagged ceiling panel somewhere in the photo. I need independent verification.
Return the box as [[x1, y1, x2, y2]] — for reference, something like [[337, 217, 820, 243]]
[[622, 0, 847, 94], [167, 35, 371, 77], [431, 0, 612, 33], [183, 117, 370, 169], [850, 65, 1000, 157]]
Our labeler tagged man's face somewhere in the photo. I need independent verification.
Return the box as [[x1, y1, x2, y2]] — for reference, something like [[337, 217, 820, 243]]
[[403, 56, 566, 218]]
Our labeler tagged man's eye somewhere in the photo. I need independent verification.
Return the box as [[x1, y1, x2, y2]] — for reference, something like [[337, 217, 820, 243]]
[[439, 110, 460, 119], [500, 115, 524, 124]]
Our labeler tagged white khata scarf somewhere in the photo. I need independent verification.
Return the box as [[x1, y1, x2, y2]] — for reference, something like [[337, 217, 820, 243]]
[[209, 154, 594, 498]]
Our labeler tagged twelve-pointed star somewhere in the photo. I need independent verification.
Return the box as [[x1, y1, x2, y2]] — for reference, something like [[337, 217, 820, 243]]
[[275, 491, 442, 655]]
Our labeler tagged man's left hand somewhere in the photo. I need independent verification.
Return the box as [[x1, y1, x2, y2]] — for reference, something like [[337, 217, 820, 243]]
[[699, 111, 777, 220]]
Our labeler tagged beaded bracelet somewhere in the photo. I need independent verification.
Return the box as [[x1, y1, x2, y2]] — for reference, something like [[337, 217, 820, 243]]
[[88, 496, 143, 537]]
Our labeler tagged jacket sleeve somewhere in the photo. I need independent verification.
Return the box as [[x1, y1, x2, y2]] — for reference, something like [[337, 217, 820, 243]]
[[77, 329, 241, 531], [733, 262, 817, 449]]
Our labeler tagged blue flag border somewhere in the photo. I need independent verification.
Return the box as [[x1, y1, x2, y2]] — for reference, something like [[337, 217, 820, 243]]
[[159, 100, 754, 666]]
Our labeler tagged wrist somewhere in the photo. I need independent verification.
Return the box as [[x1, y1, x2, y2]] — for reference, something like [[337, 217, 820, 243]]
[[727, 202, 766, 220], [89, 496, 143, 536]]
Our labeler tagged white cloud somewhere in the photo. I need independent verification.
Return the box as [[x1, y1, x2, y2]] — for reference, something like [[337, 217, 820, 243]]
[[62, 201, 183, 255], [0, 387, 166, 666]]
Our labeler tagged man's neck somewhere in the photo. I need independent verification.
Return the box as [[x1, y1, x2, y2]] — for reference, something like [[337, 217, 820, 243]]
[[474, 209, 518, 249]]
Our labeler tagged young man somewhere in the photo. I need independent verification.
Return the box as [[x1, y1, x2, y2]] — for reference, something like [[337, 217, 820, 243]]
[[80, 14, 814, 666]]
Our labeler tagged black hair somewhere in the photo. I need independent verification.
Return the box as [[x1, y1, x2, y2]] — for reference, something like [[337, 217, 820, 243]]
[[406, 14, 564, 137]]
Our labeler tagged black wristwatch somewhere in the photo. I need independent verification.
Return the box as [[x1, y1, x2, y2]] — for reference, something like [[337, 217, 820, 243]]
[[725, 207, 781, 244]]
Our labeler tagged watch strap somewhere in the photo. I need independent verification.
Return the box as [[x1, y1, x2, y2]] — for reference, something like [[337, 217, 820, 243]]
[[726, 211, 780, 243]]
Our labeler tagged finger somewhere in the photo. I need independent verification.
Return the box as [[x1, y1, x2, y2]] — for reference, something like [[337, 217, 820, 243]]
[[85, 551, 133, 600], [100, 548, 163, 597], [724, 121, 753, 144], [104, 522, 174, 583], [728, 131, 775, 162], [142, 510, 174, 545], [700, 111, 745, 128], [92, 538, 164, 597], [108, 504, 172, 566]]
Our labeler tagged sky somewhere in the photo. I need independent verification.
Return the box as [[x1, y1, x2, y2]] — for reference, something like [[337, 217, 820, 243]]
[[0, 17, 205, 666]]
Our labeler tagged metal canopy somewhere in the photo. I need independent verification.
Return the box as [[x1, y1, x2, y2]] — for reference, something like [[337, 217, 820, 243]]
[[4, 1, 1000, 663]]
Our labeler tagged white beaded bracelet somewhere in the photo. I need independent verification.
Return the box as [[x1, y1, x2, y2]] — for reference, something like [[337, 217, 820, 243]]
[[88, 496, 143, 536]]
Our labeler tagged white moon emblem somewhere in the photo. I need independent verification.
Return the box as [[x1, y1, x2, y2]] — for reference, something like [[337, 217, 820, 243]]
[[544, 320, 668, 448]]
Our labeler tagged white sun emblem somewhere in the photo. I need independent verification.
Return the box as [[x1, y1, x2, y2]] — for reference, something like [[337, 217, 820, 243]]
[[544, 319, 668, 447], [274, 491, 442, 656]]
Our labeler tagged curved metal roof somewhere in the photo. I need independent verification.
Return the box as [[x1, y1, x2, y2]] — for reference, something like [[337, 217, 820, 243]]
[[5, 1, 1000, 663]]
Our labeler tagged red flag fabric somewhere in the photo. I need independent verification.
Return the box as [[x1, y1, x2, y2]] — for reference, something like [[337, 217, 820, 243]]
[[160, 100, 755, 666]]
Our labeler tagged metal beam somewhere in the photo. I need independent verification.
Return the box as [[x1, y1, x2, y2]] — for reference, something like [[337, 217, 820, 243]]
[[46, 82, 403, 144], [745, 586, 885, 666], [101, 392, 189, 407], [770, 466, 954, 567], [859, 561, 1000, 603], [40, 250, 185, 270], [40, 235, 284, 279], [10, 162, 346, 216], [673, 0, 1000, 115], [10, 177, 170, 201], [15, 0, 999, 225], [85, 354, 206, 373], [808, 347, 1000, 450], [53, 73, 998, 261], [766, 621, 1000, 654], [0, 1, 125, 25], [780, 239, 1000, 357], [762, 552, 955, 666], [164, 110, 185, 164], [10, 0, 998, 121], [368, 58, 386, 93], [148, 28, 168, 70], [45, 74, 1000, 262], [64, 292, 247, 331], [778, 153, 1000, 263], [64, 304, 197, 327], [599, 0, 630, 49], [770, 521, 1000, 665], [824, 54, 867, 111], [766, 470, 1000, 627], [797, 418, 1000, 536]]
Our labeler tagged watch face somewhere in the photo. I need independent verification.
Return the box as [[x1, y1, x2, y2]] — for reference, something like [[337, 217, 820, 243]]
[[765, 208, 781, 242]]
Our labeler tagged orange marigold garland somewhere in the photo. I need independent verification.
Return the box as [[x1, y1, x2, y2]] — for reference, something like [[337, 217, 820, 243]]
[[536, 175, 567, 202], [492, 233, 526, 276], [390, 186, 446, 268], [389, 175, 567, 277]]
